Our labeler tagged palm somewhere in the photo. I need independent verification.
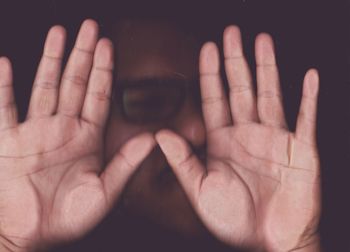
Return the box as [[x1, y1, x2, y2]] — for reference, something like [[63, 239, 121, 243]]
[[0, 117, 105, 243], [201, 124, 319, 250], [0, 20, 154, 251], [157, 26, 320, 251]]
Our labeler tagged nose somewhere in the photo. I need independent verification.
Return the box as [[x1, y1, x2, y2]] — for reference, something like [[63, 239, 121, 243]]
[[169, 100, 206, 148]]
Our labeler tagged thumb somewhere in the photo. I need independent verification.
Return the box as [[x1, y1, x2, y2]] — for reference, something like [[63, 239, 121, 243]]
[[100, 132, 156, 207], [155, 129, 206, 206]]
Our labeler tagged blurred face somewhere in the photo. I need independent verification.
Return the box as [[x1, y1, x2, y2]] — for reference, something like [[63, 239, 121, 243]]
[[105, 19, 207, 236]]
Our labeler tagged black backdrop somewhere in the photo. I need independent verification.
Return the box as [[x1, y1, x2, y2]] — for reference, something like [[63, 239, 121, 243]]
[[0, 0, 349, 251]]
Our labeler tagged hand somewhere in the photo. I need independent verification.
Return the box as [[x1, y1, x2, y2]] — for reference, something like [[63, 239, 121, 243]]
[[0, 20, 155, 251], [156, 26, 321, 251]]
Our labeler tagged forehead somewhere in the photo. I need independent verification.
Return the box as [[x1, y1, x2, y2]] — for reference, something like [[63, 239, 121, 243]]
[[110, 19, 199, 80]]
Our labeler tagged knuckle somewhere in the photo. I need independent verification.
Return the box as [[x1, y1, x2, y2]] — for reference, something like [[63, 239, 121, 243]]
[[202, 96, 225, 105], [229, 85, 252, 94], [88, 91, 111, 102], [63, 74, 87, 87], [298, 111, 316, 124], [0, 101, 15, 110], [34, 80, 58, 90], [0, 90, 14, 108], [258, 90, 281, 99], [117, 152, 135, 170], [178, 152, 195, 169]]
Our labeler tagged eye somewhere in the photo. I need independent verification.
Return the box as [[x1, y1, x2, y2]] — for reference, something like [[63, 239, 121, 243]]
[[123, 87, 167, 112], [121, 80, 185, 123]]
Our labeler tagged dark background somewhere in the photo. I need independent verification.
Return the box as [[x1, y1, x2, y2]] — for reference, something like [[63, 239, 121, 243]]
[[0, 0, 349, 251]]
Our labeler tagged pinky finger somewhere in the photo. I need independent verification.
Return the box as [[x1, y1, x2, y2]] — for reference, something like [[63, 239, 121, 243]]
[[295, 69, 319, 145], [0, 57, 18, 130]]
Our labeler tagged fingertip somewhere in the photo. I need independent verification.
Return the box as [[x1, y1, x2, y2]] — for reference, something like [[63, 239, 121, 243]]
[[128, 132, 156, 151], [98, 38, 114, 49], [94, 38, 114, 69], [45, 25, 66, 57], [0, 56, 12, 77], [155, 129, 169, 146], [307, 68, 319, 78], [155, 130, 190, 162], [76, 19, 99, 49], [121, 132, 156, 164], [137, 132, 157, 148], [304, 68, 319, 97], [199, 41, 220, 74], [0, 56, 11, 68], [201, 41, 218, 52], [223, 25, 243, 58], [82, 19, 99, 38], [255, 32, 276, 65], [306, 68, 320, 85], [48, 25, 67, 40], [82, 18, 99, 32], [223, 25, 241, 39], [140, 133, 157, 154], [155, 129, 177, 144], [255, 32, 273, 46]]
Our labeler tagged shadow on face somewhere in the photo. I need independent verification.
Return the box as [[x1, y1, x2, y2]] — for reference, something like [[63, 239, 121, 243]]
[[105, 18, 208, 236]]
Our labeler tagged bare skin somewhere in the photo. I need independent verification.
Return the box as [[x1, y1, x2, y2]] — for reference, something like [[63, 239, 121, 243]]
[[156, 27, 321, 251], [0, 20, 321, 252], [0, 20, 155, 251]]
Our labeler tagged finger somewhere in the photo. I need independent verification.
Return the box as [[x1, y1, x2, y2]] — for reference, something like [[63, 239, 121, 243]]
[[27, 26, 66, 118], [57, 19, 98, 117], [223, 26, 258, 124], [295, 69, 319, 145], [155, 129, 206, 205], [101, 133, 156, 207], [0, 57, 18, 130], [255, 33, 287, 128], [200, 42, 232, 132], [81, 38, 113, 128]]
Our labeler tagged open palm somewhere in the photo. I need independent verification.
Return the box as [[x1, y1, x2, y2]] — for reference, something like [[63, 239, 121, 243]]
[[156, 26, 320, 251], [0, 20, 155, 251]]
